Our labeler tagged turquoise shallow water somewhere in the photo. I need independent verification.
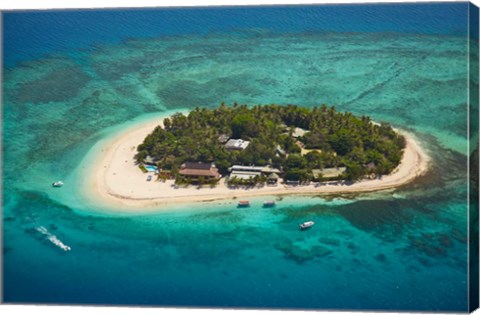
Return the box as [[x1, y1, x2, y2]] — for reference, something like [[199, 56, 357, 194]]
[[2, 4, 477, 312]]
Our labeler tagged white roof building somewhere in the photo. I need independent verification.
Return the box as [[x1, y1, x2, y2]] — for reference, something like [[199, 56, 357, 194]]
[[230, 170, 262, 180], [230, 165, 264, 172], [225, 139, 250, 150], [312, 167, 347, 179], [228, 165, 281, 180], [292, 127, 307, 138]]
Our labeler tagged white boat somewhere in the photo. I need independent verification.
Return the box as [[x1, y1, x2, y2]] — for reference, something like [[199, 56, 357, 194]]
[[299, 221, 315, 230], [52, 181, 64, 187]]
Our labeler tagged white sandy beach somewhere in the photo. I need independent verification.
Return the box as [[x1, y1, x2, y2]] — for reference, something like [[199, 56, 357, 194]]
[[82, 115, 430, 211]]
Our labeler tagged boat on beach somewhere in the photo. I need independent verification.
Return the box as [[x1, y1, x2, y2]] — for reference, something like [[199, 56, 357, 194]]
[[52, 181, 64, 187], [299, 221, 315, 230], [238, 200, 250, 207], [263, 201, 276, 207]]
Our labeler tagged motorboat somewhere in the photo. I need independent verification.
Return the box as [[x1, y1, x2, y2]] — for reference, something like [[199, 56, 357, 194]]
[[299, 221, 315, 230], [263, 201, 276, 207], [238, 200, 250, 207], [36, 226, 71, 251], [52, 181, 64, 187]]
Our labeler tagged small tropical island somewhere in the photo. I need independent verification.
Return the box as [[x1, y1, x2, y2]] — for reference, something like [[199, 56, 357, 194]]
[[82, 103, 429, 210], [135, 104, 406, 185]]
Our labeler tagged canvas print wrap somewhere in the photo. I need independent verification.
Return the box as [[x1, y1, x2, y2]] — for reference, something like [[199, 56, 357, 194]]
[[2, 2, 479, 312], [469, 2, 479, 312]]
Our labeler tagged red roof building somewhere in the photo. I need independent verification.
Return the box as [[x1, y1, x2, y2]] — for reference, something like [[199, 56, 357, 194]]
[[179, 162, 220, 179]]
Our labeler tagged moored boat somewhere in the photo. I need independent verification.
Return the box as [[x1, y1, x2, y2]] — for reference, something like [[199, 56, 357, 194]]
[[238, 200, 250, 207], [263, 201, 276, 207], [299, 221, 315, 230], [52, 181, 64, 187]]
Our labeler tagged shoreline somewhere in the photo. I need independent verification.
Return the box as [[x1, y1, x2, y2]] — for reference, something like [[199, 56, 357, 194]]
[[80, 113, 430, 212]]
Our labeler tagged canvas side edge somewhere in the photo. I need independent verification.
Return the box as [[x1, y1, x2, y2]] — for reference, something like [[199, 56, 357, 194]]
[[469, 1, 480, 313]]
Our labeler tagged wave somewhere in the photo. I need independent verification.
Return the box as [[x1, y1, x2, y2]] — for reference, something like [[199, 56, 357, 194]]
[[36, 226, 71, 252]]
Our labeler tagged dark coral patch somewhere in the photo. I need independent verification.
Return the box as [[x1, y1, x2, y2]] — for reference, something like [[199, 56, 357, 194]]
[[374, 253, 387, 262], [336, 199, 411, 232], [14, 62, 90, 103], [407, 233, 452, 257], [319, 237, 341, 246], [275, 243, 333, 264], [3, 246, 12, 255]]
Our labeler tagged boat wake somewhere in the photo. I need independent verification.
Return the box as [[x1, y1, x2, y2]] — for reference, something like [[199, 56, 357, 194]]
[[36, 226, 72, 251]]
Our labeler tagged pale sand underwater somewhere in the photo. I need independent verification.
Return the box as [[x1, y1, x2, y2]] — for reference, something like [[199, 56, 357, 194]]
[[80, 113, 431, 212]]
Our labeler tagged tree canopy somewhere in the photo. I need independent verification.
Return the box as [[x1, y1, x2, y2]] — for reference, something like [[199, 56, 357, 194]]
[[136, 104, 406, 182]]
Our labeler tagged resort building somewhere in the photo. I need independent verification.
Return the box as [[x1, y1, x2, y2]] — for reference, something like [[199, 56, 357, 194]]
[[281, 127, 308, 138], [143, 155, 159, 165], [218, 134, 230, 144], [261, 166, 282, 175], [225, 139, 250, 150], [292, 127, 307, 138], [179, 162, 220, 180], [228, 165, 281, 180], [229, 165, 263, 179], [267, 173, 280, 185], [312, 167, 347, 179]]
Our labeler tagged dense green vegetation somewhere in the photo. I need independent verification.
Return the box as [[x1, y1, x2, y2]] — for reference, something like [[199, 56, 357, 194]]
[[136, 103, 406, 182]]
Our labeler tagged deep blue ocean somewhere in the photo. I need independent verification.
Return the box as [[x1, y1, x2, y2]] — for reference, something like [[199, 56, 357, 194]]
[[2, 2, 478, 312], [3, 3, 470, 67]]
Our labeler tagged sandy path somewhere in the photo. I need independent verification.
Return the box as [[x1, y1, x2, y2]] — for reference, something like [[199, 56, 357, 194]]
[[81, 115, 430, 211]]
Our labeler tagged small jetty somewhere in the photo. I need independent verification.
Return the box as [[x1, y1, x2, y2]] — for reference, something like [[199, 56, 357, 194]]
[[263, 201, 276, 207], [299, 221, 315, 230], [238, 200, 250, 208], [52, 181, 64, 187]]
